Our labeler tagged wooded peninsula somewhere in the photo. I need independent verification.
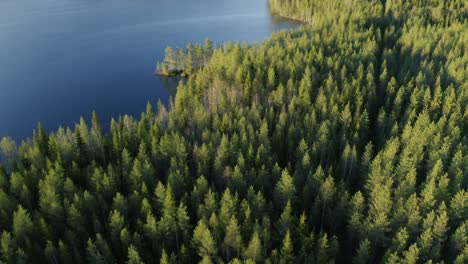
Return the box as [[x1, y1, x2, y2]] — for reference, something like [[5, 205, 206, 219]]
[[155, 39, 214, 77]]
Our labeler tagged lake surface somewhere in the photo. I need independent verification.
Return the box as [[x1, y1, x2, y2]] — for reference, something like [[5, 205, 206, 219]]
[[0, 0, 298, 141]]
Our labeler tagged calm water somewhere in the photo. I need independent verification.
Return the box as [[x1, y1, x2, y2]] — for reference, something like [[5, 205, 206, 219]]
[[0, 0, 298, 140]]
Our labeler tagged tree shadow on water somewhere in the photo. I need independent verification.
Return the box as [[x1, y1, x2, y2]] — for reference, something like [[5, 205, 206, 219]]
[[158, 75, 185, 98]]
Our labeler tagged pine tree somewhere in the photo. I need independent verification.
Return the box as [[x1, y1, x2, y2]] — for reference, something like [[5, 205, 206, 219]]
[[0, 137, 17, 171], [224, 216, 243, 260], [12, 205, 33, 246], [219, 189, 238, 228], [126, 245, 144, 264], [0, 232, 15, 263], [403, 244, 419, 264], [244, 230, 262, 262], [34, 122, 49, 156], [160, 185, 177, 238], [277, 200, 294, 237], [192, 220, 217, 258], [87, 238, 106, 264], [353, 239, 371, 264], [274, 169, 296, 209], [280, 230, 294, 264]]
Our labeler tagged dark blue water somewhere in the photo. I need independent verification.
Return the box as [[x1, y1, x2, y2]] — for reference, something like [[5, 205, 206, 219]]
[[0, 0, 298, 141]]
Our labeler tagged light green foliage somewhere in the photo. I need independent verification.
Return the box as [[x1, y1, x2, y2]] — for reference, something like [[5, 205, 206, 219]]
[[192, 220, 217, 258], [126, 245, 143, 264], [280, 230, 294, 264], [244, 230, 262, 262], [274, 169, 296, 209]]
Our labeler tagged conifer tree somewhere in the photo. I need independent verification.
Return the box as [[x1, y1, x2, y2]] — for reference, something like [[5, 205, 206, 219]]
[[192, 220, 217, 258], [244, 230, 262, 262], [280, 230, 294, 264]]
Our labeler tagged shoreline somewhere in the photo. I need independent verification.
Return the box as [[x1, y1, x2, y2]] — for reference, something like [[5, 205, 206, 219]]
[[270, 10, 309, 24], [154, 69, 185, 78]]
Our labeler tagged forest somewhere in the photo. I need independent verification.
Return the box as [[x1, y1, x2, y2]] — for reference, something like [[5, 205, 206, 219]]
[[0, 0, 466, 263], [155, 39, 214, 77]]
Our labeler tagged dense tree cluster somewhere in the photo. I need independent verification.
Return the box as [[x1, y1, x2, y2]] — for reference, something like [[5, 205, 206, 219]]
[[155, 39, 214, 77], [0, 0, 466, 263]]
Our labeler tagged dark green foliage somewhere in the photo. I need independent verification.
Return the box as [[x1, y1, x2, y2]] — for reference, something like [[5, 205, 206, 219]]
[[0, 0, 466, 263]]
